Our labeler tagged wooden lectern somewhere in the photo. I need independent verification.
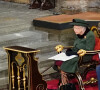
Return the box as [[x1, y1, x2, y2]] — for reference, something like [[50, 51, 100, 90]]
[[4, 46, 47, 90]]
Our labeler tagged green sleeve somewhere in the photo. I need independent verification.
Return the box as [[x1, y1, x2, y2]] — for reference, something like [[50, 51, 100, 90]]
[[85, 31, 95, 51]]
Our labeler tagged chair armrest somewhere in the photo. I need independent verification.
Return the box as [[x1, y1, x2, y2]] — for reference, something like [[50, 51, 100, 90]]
[[55, 45, 73, 53], [86, 50, 100, 54], [78, 50, 100, 66], [77, 49, 100, 57]]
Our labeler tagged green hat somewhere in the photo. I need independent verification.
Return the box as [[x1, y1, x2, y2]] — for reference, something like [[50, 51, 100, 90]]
[[71, 19, 88, 27]]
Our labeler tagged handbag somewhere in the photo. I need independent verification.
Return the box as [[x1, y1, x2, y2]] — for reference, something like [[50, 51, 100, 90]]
[[60, 83, 76, 90]]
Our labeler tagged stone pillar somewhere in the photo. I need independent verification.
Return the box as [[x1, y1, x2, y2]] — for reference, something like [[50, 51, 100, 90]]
[[53, 0, 65, 14], [53, 0, 100, 14], [61, 0, 81, 14], [79, 0, 88, 12]]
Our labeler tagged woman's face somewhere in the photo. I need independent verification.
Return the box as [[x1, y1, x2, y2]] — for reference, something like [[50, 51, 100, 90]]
[[73, 25, 85, 35]]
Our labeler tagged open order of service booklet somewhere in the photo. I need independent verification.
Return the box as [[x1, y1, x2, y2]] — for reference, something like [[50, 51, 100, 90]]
[[48, 52, 78, 61]]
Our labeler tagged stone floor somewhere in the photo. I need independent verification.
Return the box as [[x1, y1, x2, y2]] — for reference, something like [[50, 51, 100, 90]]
[[0, 1, 75, 89]]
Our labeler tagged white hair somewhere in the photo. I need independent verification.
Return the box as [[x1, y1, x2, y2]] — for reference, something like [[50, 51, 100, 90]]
[[79, 26, 86, 32]]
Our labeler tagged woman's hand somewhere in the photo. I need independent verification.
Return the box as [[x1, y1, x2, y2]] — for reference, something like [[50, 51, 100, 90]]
[[55, 45, 64, 53], [77, 49, 86, 57]]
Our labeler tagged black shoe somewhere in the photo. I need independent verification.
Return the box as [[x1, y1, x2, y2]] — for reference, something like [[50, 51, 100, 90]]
[[60, 83, 76, 90]]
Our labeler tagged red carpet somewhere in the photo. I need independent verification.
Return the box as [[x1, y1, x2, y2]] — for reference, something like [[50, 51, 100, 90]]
[[46, 70, 98, 90]]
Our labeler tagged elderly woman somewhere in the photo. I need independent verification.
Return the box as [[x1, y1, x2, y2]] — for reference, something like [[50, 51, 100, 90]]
[[54, 19, 95, 89]]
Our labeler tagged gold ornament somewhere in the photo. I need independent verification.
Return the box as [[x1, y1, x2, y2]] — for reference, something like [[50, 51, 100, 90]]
[[55, 45, 64, 53], [77, 49, 86, 57]]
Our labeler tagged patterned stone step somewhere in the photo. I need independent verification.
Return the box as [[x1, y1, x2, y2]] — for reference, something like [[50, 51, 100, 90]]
[[0, 76, 8, 89], [0, 30, 48, 45], [0, 1, 28, 9], [0, 24, 30, 35]]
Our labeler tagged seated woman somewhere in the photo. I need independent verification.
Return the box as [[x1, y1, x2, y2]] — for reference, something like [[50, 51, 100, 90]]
[[54, 19, 95, 89]]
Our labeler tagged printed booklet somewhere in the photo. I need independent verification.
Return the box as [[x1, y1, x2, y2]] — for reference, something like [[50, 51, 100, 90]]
[[48, 52, 77, 61]]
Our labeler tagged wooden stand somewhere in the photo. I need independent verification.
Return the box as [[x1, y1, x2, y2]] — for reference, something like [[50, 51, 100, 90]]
[[4, 46, 47, 90]]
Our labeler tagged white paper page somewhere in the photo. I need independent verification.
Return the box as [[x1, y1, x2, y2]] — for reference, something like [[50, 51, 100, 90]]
[[48, 52, 77, 61]]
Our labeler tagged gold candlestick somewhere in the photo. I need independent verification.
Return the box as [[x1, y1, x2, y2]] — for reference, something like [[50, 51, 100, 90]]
[[11, 63, 15, 89], [23, 65, 26, 90], [17, 66, 20, 90]]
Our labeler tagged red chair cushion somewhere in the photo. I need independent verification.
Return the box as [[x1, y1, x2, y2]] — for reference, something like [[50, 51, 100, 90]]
[[85, 70, 97, 80], [92, 37, 100, 61]]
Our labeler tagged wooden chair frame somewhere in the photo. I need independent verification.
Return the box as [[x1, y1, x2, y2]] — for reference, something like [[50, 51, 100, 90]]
[[62, 47, 100, 90]]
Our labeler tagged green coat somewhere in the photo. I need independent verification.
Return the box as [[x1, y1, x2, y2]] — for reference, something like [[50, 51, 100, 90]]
[[60, 31, 95, 73]]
